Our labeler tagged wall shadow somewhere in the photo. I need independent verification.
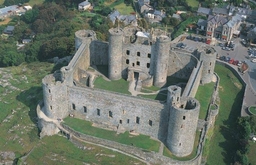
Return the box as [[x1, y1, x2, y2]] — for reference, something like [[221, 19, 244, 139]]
[[16, 86, 43, 135], [217, 89, 244, 164]]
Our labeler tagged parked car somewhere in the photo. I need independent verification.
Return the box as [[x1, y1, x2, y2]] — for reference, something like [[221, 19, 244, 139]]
[[176, 42, 186, 48], [206, 40, 211, 45], [233, 60, 239, 66], [219, 43, 225, 47], [220, 56, 226, 61], [251, 58, 256, 63], [226, 57, 231, 62], [229, 58, 234, 64]]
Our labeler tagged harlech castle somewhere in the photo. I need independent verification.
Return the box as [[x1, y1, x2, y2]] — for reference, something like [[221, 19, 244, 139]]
[[38, 26, 217, 158]]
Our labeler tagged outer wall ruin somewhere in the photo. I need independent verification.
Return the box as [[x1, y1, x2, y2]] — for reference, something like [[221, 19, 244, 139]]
[[40, 27, 217, 157]]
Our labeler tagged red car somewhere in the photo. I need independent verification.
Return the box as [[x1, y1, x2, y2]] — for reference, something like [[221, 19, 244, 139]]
[[229, 58, 234, 64], [233, 60, 238, 65], [206, 40, 211, 45]]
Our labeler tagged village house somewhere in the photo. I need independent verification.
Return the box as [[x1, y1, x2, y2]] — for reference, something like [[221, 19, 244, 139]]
[[78, 0, 91, 11]]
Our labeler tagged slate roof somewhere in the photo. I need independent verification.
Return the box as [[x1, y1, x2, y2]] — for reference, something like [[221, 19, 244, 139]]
[[197, 19, 207, 27], [212, 7, 228, 15], [197, 7, 211, 15], [0, 5, 19, 17], [79, 0, 90, 7], [226, 14, 242, 28], [207, 15, 228, 25], [109, 10, 120, 23]]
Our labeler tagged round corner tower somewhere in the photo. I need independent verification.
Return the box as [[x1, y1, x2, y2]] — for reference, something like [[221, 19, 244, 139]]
[[167, 86, 200, 157], [154, 35, 170, 87], [199, 46, 217, 84], [108, 28, 123, 80], [42, 73, 69, 120]]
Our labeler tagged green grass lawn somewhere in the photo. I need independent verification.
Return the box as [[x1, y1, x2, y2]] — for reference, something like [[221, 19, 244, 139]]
[[205, 64, 244, 164], [185, 0, 199, 8], [163, 131, 201, 161], [64, 117, 160, 152], [249, 106, 256, 115], [28, 0, 45, 6], [94, 76, 130, 94], [195, 82, 215, 120], [105, 0, 134, 15], [248, 142, 256, 164], [26, 135, 145, 165]]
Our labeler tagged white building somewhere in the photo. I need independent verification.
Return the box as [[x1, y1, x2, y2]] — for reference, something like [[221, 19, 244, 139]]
[[78, 0, 91, 11]]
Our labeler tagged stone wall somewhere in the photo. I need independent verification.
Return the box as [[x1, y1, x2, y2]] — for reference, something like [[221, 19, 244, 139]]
[[90, 41, 109, 66], [182, 62, 203, 97], [168, 50, 198, 79], [67, 86, 168, 140]]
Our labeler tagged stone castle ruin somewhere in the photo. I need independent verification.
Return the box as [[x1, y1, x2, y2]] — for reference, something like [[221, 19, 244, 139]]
[[39, 26, 217, 157]]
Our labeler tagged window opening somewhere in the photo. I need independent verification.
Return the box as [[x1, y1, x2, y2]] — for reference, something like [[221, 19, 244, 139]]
[[149, 120, 152, 126], [109, 111, 113, 118], [136, 117, 140, 124], [97, 109, 100, 116]]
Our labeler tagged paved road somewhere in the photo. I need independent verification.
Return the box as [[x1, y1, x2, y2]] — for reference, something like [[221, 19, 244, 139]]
[[176, 36, 256, 116]]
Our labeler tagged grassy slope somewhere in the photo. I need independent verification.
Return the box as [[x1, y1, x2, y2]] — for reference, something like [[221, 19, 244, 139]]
[[26, 135, 144, 165], [0, 62, 53, 158], [195, 82, 215, 120], [206, 64, 244, 164], [105, 0, 134, 15], [186, 0, 199, 8], [64, 117, 160, 152]]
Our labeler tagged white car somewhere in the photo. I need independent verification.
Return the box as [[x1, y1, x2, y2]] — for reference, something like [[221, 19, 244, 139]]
[[251, 59, 256, 63]]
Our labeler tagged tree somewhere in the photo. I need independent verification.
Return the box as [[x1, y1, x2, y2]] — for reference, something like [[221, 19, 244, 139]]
[[169, 17, 179, 26], [21, 9, 39, 24]]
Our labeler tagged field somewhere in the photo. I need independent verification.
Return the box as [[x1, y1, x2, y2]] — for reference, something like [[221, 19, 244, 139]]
[[27, 0, 45, 6], [104, 0, 134, 15], [195, 82, 215, 120], [249, 106, 256, 115], [64, 117, 160, 152], [185, 0, 199, 8], [205, 64, 244, 164], [0, 17, 11, 25], [0, 62, 144, 164]]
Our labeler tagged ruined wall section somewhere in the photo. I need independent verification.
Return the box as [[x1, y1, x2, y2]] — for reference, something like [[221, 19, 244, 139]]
[[168, 50, 198, 79], [42, 74, 68, 119], [167, 86, 200, 157], [67, 86, 167, 139], [154, 36, 170, 87], [199, 46, 217, 84], [108, 28, 123, 80]]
